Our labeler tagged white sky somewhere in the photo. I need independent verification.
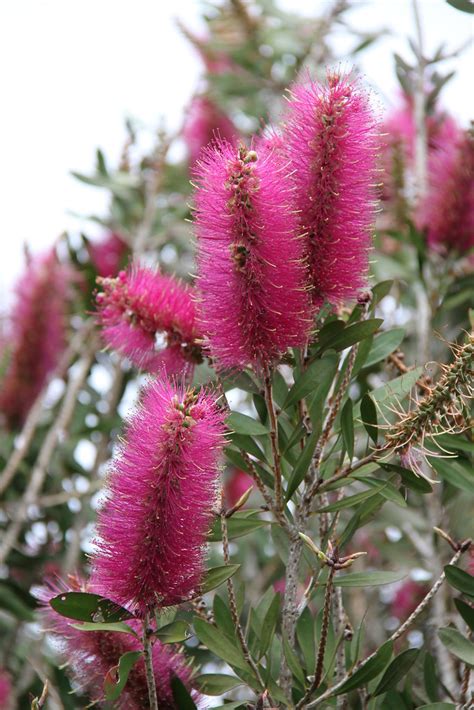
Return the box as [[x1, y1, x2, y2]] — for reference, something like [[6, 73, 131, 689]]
[[0, 0, 472, 302]]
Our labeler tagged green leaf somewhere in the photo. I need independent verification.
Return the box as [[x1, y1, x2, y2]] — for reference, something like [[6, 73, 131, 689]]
[[334, 571, 406, 588], [372, 280, 394, 304], [454, 598, 474, 632], [258, 592, 280, 660], [171, 675, 198, 709], [284, 354, 339, 409], [282, 634, 306, 686], [286, 429, 318, 500], [155, 620, 189, 643], [364, 328, 405, 369], [341, 398, 354, 460], [49, 592, 134, 622], [200, 565, 240, 595], [0, 583, 35, 621], [320, 319, 383, 353], [318, 486, 384, 513], [104, 650, 142, 701], [194, 618, 247, 670], [72, 621, 137, 636], [355, 476, 407, 508], [372, 648, 420, 696], [429, 457, 474, 494], [445, 565, 474, 598], [193, 674, 242, 695], [297, 606, 315, 672], [333, 641, 393, 695], [208, 514, 267, 542], [446, 0, 474, 13], [229, 433, 266, 461], [417, 704, 455, 709], [434, 434, 474, 454], [360, 393, 378, 443], [227, 412, 270, 436], [424, 652, 439, 702], [438, 627, 474, 665], [380, 462, 433, 493]]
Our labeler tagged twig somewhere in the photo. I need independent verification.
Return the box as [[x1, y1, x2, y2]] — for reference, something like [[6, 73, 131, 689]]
[[220, 512, 271, 703], [143, 612, 159, 710], [304, 544, 469, 708], [263, 367, 283, 513], [0, 339, 97, 566]]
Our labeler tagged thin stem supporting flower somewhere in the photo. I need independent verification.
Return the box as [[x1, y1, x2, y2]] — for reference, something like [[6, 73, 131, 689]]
[[143, 613, 159, 710], [263, 367, 283, 513]]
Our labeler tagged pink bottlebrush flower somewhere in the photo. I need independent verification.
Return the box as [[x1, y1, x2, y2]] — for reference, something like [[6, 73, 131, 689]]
[[283, 72, 379, 305], [194, 141, 311, 371], [225, 468, 253, 507], [89, 232, 129, 277], [91, 377, 226, 615], [36, 576, 198, 709], [417, 130, 474, 254], [391, 579, 428, 620], [0, 249, 73, 429], [0, 670, 13, 710], [95, 266, 202, 376], [183, 95, 238, 167]]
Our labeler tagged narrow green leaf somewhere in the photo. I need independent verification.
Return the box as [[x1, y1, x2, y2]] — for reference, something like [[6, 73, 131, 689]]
[[258, 592, 280, 660], [286, 429, 318, 500], [430, 457, 474, 494], [372, 648, 420, 696], [318, 484, 387, 513], [355, 476, 407, 508], [200, 565, 240, 595], [320, 319, 383, 352], [438, 627, 474, 665], [282, 634, 306, 686], [171, 675, 198, 709], [360, 394, 378, 443], [0, 583, 35, 621], [417, 704, 455, 709], [363, 328, 405, 369], [193, 674, 242, 695], [194, 619, 247, 670], [446, 0, 474, 14], [297, 606, 315, 672], [155, 620, 189, 644], [284, 354, 339, 409], [333, 641, 393, 695], [213, 595, 235, 639], [454, 598, 474, 632], [424, 652, 439, 702], [334, 571, 406, 588], [380, 462, 433, 493], [372, 280, 394, 304], [444, 565, 474, 598], [227, 412, 270, 436], [72, 621, 137, 636], [49, 592, 134, 622], [104, 651, 142, 701], [208, 515, 267, 542], [229, 433, 266, 461], [341, 398, 354, 460]]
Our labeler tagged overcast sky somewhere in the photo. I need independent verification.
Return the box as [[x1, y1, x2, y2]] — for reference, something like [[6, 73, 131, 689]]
[[0, 0, 472, 302]]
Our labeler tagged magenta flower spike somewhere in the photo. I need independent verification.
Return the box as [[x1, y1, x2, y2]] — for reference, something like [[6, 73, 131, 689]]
[[183, 95, 238, 167], [91, 377, 225, 615], [89, 231, 129, 277], [0, 249, 73, 429], [417, 130, 474, 254], [36, 576, 199, 709], [283, 72, 379, 305], [0, 670, 12, 710], [95, 265, 202, 376], [194, 141, 311, 371]]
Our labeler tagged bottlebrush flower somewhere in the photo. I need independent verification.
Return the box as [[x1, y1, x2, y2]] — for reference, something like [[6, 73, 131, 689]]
[[391, 579, 428, 620], [283, 72, 379, 305], [91, 377, 225, 615], [0, 670, 13, 710], [183, 95, 237, 167], [194, 141, 311, 371], [417, 129, 474, 254], [89, 232, 129, 277], [95, 266, 202, 376], [0, 249, 73, 429], [36, 576, 198, 709]]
